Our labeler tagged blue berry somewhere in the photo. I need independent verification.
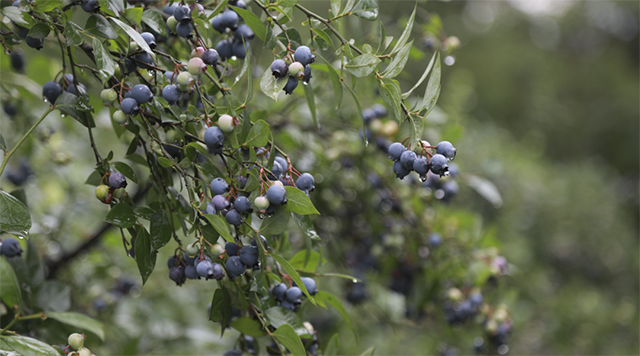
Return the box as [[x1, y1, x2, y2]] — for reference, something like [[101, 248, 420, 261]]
[[212, 195, 230, 211], [202, 49, 219, 66], [217, 40, 233, 61], [436, 141, 456, 160], [204, 126, 225, 152], [120, 97, 139, 116], [229, 0, 247, 9], [42, 81, 62, 104], [167, 255, 179, 269], [162, 84, 181, 104], [388, 142, 406, 161], [251, 235, 268, 249], [176, 21, 194, 38], [293, 46, 315, 66], [300, 277, 317, 295], [234, 196, 253, 214], [185, 265, 200, 279], [169, 266, 186, 285], [393, 160, 410, 180], [80, 0, 100, 12], [196, 259, 214, 278], [131, 84, 154, 104], [124, 57, 137, 74], [303, 64, 312, 84], [280, 300, 296, 311], [285, 286, 303, 303], [234, 24, 254, 42], [164, 3, 178, 15], [428, 232, 442, 247], [10, 51, 24, 73], [270, 59, 288, 79], [173, 5, 191, 22], [135, 53, 154, 69], [296, 173, 315, 192], [283, 76, 298, 95], [66, 83, 87, 97], [271, 283, 287, 300], [210, 177, 229, 195], [266, 185, 287, 205], [447, 162, 460, 178], [211, 263, 225, 280], [225, 209, 242, 226], [140, 32, 156, 49], [429, 154, 449, 176], [400, 150, 417, 169], [226, 256, 246, 279], [239, 246, 259, 267], [225, 242, 239, 256], [413, 155, 429, 176], [109, 172, 127, 189], [232, 41, 248, 59], [0, 238, 22, 257], [219, 10, 239, 30], [372, 103, 387, 118], [275, 157, 288, 172], [193, 255, 211, 268], [441, 180, 459, 201], [211, 14, 226, 33], [184, 250, 196, 265], [362, 108, 375, 124], [271, 161, 284, 178]]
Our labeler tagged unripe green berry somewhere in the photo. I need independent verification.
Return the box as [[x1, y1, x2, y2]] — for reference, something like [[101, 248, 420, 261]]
[[254, 196, 269, 210], [288, 62, 304, 77], [166, 129, 179, 143], [128, 41, 138, 52], [100, 88, 117, 104], [187, 57, 206, 76], [166, 16, 178, 32], [114, 65, 121, 78], [177, 72, 193, 86], [178, 83, 190, 92], [113, 110, 127, 124], [186, 242, 199, 256], [68, 333, 84, 350], [447, 287, 463, 302], [113, 187, 125, 199], [218, 114, 234, 132], [95, 185, 109, 201], [211, 243, 224, 256], [191, 47, 205, 58], [78, 347, 91, 356]]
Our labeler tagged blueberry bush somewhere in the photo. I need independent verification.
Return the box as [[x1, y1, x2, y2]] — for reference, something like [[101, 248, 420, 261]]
[[0, 0, 514, 355]]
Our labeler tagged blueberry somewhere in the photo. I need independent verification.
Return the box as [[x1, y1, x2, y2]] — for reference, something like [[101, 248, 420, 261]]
[[280, 300, 296, 311], [212, 194, 230, 211], [219, 10, 239, 31], [429, 154, 449, 176], [470, 292, 483, 307], [203, 202, 216, 215], [210, 177, 230, 195], [275, 157, 288, 172], [167, 255, 179, 269], [234, 196, 253, 214], [108, 172, 127, 189], [184, 250, 197, 265], [185, 265, 200, 279], [372, 104, 387, 118], [204, 126, 225, 152], [436, 141, 456, 160], [164, 3, 178, 15], [176, 21, 194, 38], [230, 0, 247, 9], [400, 150, 417, 169], [124, 57, 137, 74], [226, 256, 246, 279], [217, 40, 233, 61], [130, 84, 153, 104], [66, 83, 87, 97], [271, 283, 287, 300], [266, 184, 287, 205], [3, 104, 16, 116], [293, 46, 315, 66], [388, 142, 406, 161], [173, 5, 191, 22], [303, 64, 312, 84], [295, 173, 315, 192], [362, 108, 375, 124], [162, 84, 181, 104], [10, 50, 24, 73], [239, 245, 259, 267], [193, 255, 211, 269], [225, 209, 242, 226], [169, 266, 186, 285], [300, 277, 317, 295], [283, 76, 298, 95], [211, 14, 226, 33], [120, 97, 139, 116], [271, 161, 284, 178], [270, 59, 288, 79], [265, 203, 277, 215], [428, 232, 442, 247], [140, 32, 156, 49], [135, 52, 154, 69], [225, 242, 239, 256], [202, 49, 219, 66], [42, 81, 62, 104], [393, 160, 410, 180], [234, 24, 254, 42], [447, 162, 460, 178], [413, 155, 429, 176], [80, 0, 99, 12], [224, 350, 243, 356], [251, 235, 268, 249], [236, 175, 248, 189], [58, 74, 74, 89], [285, 286, 303, 303], [441, 180, 459, 201], [196, 259, 214, 278], [211, 263, 225, 280], [232, 40, 248, 59], [0, 238, 22, 257]]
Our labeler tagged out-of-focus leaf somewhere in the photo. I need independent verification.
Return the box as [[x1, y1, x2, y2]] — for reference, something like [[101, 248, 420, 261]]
[[0, 190, 31, 236], [149, 209, 171, 251], [26, 23, 50, 39], [134, 227, 156, 285], [63, 22, 83, 46], [230, 6, 266, 42], [230, 317, 266, 337], [2, 7, 36, 28], [352, 0, 378, 20], [264, 307, 307, 336], [0, 335, 59, 356], [315, 291, 356, 340], [47, 312, 105, 341], [0, 257, 22, 311], [418, 52, 441, 115], [389, 5, 415, 55], [345, 54, 380, 78], [466, 175, 503, 208], [274, 324, 306, 356]]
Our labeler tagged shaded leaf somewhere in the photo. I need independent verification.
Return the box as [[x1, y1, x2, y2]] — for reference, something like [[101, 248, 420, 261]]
[[149, 209, 171, 251], [0, 190, 31, 236], [264, 306, 307, 336], [36, 280, 70, 312], [352, 0, 378, 21], [54, 92, 95, 128], [325, 334, 340, 356], [360, 347, 376, 356], [34, 0, 62, 12], [418, 52, 441, 115], [0, 257, 22, 311], [303, 83, 319, 128], [63, 21, 83, 46], [402, 51, 437, 99], [274, 324, 306, 356], [315, 291, 356, 340], [2, 7, 36, 28], [316, 54, 343, 110], [204, 214, 233, 242], [141, 9, 167, 37], [466, 175, 503, 208], [113, 161, 138, 184], [260, 205, 290, 235], [47, 312, 105, 341], [244, 120, 270, 147], [230, 6, 266, 42], [104, 202, 137, 228], [260, 69, 288, 101], [27, 23, 50, 39], [134, 226, 156, 285], [209, 287, 232, 335], [378, 78, 403, 122], [86, 14, 118, 39], [230, 317, 266, 337]]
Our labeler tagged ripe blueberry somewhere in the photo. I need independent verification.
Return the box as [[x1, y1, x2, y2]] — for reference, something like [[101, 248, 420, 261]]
[[176, 21, 194, 38], [225, 209, 242, 226], [285, 286, 303, 303], [169, 266, 186, 285], [413, 155, 429, 176], [400, 150, 417, 169], [185, 265, 200, 279], [300, 277, 318, 295], [226, 255, 246, 279], [270, 59, 288, 79], [232, 41, 248, 59], [212, 194, 230, 211], [372, 103, 387, 118], [271, 283, 287, 300], [210, 177, 229, 195], [296, 173, 315, 192], [135, 53, 154, 69], [217, 40, 233, 61], [251, 235, 268, 249], [393, 160, 410, 179], [293, 46, 315, 66], [303, 64, 312, 84], [120, 98, 139, 116], [429, 154, 449, 176], [428, 232, 442, 247], [43, 81, 62, 104], [239, 245, 259, 267], [162, 84, 181, 104], [283, 76, 298, 95], [108, 172, 127, 189], [202, 202, 216, 215], [266, 184, 287, 205], [196, 259, 214, 278], [140, 32, 156, 49], [81, 0, 100, 12], [66, 83, 87, 97], [10, 50, 24, 73], [234, 24, 254, 42], [130, 84, 153, 104], [388, 142, 406, 161], [204, 126, 225, 152], [234, 196, 253, 214], [219, 10, 239, 30], [225, 242, 239, 256], [211, 14, 226, 33], [275, 157, 288, 172], [362, 108, 375, 124], [211, 263, 225, 280], [203, 49, 219, 66], [436, 141, 456, 160], [280, 300, 296, 311], [173, 5, 191, 22], [0, 238, 22, 257], [271, 161, 284, 179]]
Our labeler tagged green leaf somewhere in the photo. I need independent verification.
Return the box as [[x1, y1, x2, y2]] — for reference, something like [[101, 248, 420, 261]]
[[270, 254, 315, 304], [274, 324, 306, 356], [157, 156, 173, 167], [402, 51, 437, 99], [0, 190, 31, 237], [260, 69, 288, 101], [303, 83, 319, 128], [321, 273, 361, 282], [110, 17, 154, 58], [260, 205, 290, 235], [204, 214, 233, 242], [0, 335, 59, 356], [47, 312, 105, 341], [315, 291, 356, 340], [230, 317, 266, 337], [63, 21, 83, 46], [125, 7, 143, 26], [408, 113, 424, 149], [325, 334, 340, 356], [149, 209, 171, 251], [418, 52, 441, 115], [244, 120, 270, 147], [360, 347, 376, 356], [0, 256, 22, 311], [36, 281, 70, 312], [2, 7, 36, 28], [381, 40, 412, 79], [378, 78, 403, 122], [284, 186, 319, 215], [279, 0, 299, 6], [141, 9, 167, 37], [466, 175, 503, 208], [209, 287, 232, 335], [230, 6, 266, 42], [86, 14, 118, 39], [113, 161, 138, 184], [288, 250, 320, 272], [375, 20, 386, 54], [264, 307, 307, 336], [311, 28, 334, 49], [0, 133, 6, 152], [134, 227, 156, 285], [345, 53, 380, 78], [389, 5, 415, 54], [341, 0, 358, 15], [317, 55, 343, 110], [104, 202, 137, 228], [55, 92, 95, 128], [330, 0, 341, 15], [352, 0, 379, 21], [27, 23, 50, 39], [291, 213, 320, 242], [34, 0, 62, 12]]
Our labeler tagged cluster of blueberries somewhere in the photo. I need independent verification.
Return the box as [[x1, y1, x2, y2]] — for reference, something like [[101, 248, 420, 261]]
[[269, 46, 315, 95], [388, 140, 457, 180], [204, 177, 254, 227], [270, 277, 318, 312], [95, 171, 128, 204], [42, 74, 88, 104], [443, 288, 484, 325], [0, 238, 23, 258]]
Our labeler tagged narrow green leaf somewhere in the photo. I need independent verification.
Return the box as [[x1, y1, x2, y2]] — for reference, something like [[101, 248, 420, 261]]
[[27, 23, 50, 39], [270, 254, 315, 304], [0, 257, 22, 311], [34, 0, 62, 12], [408, 113, 424, 149], [345, 53, 380, 78], [0, 190, 31, 236], [141, 9, 167, 37], [378, 78, 403, 122], [124, 7, 143, 26], [375, 21, 386, 54], [86, 14, 118, 39], [149, 209, 171, 251], [316, 54, 343, 110], [0, 335, 58, 356], [303, 84, 319, 128], [260, 205, 290, 235], [330, 0, 341, 15], [389, 5, 416, 55], [244, 120, 270, 147], [47, 312, 105, 341], [315, 291, 356, 340], [264, 307, 307, 336], [134, 227, 156, 285], [321, 273, 361, 282], [0, 133, 6, 151], [2, 7, 36, 28], [204, 214, 233, 242], [104, 203, 137, 228], [325, 334, 340, 356], [230, 6, 266, 42], [63, 21, 83, 46], [466, 175, 503, 208], [352, 0, 379, 21], [112, 162, 137, 184], [274, 324, 306, 356], [311, 28, 334, 49], [288, 250, 320, 272], [284, 186, 319, 215], [360, 347, 376, 356], [402, 51, 437, 99], [54, 92, 95, 128], [291, 213, 320, 242], [381, 40, 412, 79], [230, 317, 266, 337], [260, 69, 288, 101], [341, 0, 357, 15], [110, 17, 154, 57], [418, 52, 441, 115]]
